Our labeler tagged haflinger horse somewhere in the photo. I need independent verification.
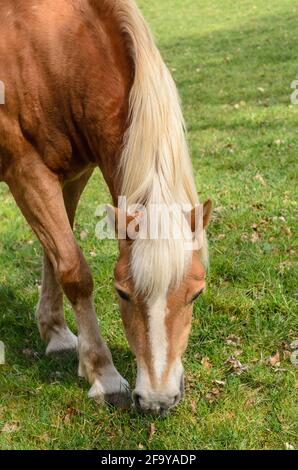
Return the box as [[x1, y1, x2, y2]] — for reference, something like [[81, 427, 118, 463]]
[[0, 0, 212, 414]]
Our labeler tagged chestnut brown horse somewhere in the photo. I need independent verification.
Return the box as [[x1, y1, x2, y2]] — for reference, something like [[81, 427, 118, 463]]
[[0, 0, 211, 413]]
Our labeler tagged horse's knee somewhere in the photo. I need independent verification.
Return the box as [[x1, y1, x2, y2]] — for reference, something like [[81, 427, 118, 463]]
[[57, 249, 93, 304]]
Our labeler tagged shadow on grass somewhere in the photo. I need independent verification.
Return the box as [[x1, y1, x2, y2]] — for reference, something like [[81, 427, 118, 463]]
[[0, 281, 134, 391]]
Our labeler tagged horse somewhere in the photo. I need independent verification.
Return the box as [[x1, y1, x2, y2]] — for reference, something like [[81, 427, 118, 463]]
[[0, 0, 212, 414]]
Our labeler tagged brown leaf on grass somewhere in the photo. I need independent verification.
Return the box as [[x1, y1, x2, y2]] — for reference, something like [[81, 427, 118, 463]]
[[205, 387, 221, 403], [226, 334, 241, 346], [1, 422, 19, 433], [290, 340, 298, 351], [190, 400, 197, 412], [225, 356, 248, 375], [149, 423, 156, 441], [213, 206, 225, 218], [61, 407, 80, 424], [251, 231, 260, 243], [22, 348, 39, 358], [283, 350, 291, 360], [138, 443, 145, 450], [212, 379, 226, 387], [80, 230, 88, 241], [268, 351, 280, 367], [282, 226, 292, 237], [254, 173, 266, 186], [234, 349, 243, 357], [216, 233, 226, 240], [278, 261, 292, 274], [38, 432, 50, 443], [245, 397, 255, 407], [285, 443, 295, 450], [201, 356, 212, 369]]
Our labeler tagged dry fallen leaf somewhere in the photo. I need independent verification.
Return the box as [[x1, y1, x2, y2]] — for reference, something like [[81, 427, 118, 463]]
[[201, 356, 212, 369], [213, 206, 225, 214], [149, 423, 156, 441], [212, 379, 226, 387], [1, 422, 19, 433], [254, 173, 266, 187], [245, 397, 255, 408], [38, 432, 50, 443], [225, 356, 248, 375], [80, 230, 88, 240], [234, 349, 243, 357], [226, 334, 241, 346], [61, 407, 79, 424], [283, 350, 291, 360], [22, 348, 38, 358], [268, 351, 280, 367], [190, 400, 197, 412], [251, 231, 260, 243], [205, 387, 221, 403]]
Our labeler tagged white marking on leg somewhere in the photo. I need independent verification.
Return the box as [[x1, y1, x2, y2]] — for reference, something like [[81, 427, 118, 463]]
[[46, 327, 78, 355], [88, 365, 129, 399], [147, 295, 168, 381], [78, 336, 129, 399]]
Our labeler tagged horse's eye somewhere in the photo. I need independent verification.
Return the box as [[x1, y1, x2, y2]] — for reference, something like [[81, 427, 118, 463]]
[[116, 288, 131, 302], [191, 288, 204, 303]]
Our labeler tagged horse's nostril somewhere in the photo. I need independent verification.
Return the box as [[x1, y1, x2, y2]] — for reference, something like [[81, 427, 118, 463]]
[[173, 393, 180, 405], [132, 392, 141, 408]]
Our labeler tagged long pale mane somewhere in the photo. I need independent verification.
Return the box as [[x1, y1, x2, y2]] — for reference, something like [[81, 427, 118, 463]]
[[103, 0, 208, 297]]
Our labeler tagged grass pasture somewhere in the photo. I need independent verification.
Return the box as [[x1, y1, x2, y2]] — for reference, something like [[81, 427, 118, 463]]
[[0, 0, 297, 450]]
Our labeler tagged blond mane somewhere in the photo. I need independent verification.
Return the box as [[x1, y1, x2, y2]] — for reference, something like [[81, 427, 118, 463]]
[[103, 0, 208, 297]]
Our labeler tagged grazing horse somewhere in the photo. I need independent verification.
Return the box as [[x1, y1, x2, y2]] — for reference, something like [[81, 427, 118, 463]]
[[0, 0, 212, 413]]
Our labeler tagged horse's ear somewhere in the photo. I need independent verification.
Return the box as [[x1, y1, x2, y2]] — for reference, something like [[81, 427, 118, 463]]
[[189, 199, 212, 232], [106, 205, 142, 239], [202, 199, 212, 229]]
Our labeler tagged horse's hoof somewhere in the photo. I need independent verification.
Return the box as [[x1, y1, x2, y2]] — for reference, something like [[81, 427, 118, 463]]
[[46, 328, 78, 356], [88, 375, 131, 409]]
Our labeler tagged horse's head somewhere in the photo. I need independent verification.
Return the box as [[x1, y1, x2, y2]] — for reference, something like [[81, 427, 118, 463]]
[[108, 200, 212, 413]]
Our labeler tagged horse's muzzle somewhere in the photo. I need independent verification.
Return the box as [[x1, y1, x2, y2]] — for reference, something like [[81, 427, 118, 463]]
[[132, 374, 185, 414]]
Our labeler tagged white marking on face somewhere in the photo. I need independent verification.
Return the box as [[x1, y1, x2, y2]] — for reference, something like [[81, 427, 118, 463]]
[[147, 294, 168, 381]]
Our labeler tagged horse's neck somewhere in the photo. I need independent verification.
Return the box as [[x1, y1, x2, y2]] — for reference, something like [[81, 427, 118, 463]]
[[73, 12, 132, 201]]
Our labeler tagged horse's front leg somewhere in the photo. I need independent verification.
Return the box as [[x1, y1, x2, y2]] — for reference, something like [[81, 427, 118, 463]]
[[36, 253, 78, 354], [7, 158, 129, 406], [36, 169, 93, 355]]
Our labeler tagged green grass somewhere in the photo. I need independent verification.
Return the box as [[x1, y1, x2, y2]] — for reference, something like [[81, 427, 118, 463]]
[[0, 0, 297, 450]]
